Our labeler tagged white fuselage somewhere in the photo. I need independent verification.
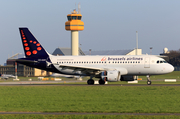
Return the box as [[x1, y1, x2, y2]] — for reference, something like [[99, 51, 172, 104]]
[[49, 55, 174, 76]]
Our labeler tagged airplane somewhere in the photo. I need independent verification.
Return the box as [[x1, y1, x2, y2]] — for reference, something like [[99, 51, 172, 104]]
[[16, 28, 174, 85], [0, 74, 15, 80]]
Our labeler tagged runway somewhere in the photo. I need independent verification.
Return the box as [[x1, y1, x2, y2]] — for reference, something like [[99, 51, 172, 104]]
[[0, 81, 180, 86]]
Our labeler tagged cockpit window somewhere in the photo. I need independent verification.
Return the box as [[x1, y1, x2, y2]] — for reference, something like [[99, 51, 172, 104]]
[[157, 60, 167, 64]]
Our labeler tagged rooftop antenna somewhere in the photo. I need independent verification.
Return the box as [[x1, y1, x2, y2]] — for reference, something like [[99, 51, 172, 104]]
[[136, 31, 138, 55], [78, 3, 81, 14], [75, 2, 76, 11]]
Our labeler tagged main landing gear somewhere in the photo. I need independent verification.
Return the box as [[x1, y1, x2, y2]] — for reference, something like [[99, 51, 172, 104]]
[[147, 75, 151, 85], [87, 78, 106, 85]]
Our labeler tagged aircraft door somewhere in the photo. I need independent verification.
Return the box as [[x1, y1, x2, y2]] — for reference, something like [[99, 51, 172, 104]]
[[144, 57, 150, 68]]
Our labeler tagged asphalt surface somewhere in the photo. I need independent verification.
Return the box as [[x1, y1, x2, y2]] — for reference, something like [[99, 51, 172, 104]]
[[0, 81, 180, 86]]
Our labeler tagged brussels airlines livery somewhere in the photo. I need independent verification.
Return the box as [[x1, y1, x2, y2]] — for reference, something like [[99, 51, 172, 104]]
[[16, 28, 174, 85]]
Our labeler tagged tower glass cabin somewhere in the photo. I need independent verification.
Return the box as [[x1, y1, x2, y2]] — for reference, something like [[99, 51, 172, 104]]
[[65, 10, 84, 31]]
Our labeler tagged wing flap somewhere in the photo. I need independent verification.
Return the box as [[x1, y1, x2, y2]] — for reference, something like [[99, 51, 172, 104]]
[[60, 65, 104, 71]]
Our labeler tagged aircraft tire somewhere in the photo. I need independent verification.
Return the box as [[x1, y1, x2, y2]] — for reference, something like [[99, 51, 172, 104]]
[[147, 81, 151, 85], [87, 79, 94, 85], [99, 79, 105, 85]]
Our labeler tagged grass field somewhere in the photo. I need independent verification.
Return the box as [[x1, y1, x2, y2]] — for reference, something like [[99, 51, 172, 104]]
[[0, 114, 180, 119], [1, 86, 180, 113], [0, 71, 180, 119]]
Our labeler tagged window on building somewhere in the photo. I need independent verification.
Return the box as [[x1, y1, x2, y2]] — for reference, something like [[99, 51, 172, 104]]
[[72, 16, 77, 20], [78, 16, 81, 20], [67, 16, 71, 20]]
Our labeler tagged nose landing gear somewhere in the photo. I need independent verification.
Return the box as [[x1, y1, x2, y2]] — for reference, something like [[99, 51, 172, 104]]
[[147, 75, 151, 85]]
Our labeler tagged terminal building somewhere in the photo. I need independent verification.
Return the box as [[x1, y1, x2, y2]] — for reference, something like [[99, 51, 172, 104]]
[[0, 53, 50, 76], [0, 48, 142, 77]]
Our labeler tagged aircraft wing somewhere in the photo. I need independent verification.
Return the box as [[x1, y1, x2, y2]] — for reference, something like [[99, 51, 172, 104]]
[[59, 65, 113, 75]]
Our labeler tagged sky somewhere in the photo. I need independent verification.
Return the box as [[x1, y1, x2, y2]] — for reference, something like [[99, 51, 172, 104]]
[[0, 0, 180, 65]]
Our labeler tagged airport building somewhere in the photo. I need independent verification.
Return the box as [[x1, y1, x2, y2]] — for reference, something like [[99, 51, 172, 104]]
[[0, 54, 50, 76]]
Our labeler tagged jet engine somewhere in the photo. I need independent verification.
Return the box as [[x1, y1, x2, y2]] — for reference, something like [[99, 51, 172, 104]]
[[101, 70, 121, 82]]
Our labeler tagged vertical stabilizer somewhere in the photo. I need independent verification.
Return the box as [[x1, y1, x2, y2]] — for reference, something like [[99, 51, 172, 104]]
[[19, 28, 49, 58]]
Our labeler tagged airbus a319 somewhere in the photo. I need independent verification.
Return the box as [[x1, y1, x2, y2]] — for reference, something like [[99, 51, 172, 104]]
[[16, 28, 174, 85]]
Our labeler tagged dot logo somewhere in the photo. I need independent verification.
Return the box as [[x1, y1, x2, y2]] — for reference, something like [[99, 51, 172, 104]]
[[21, 30, 43, 56]]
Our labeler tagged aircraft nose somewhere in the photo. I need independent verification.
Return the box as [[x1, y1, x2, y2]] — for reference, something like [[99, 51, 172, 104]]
[[168, 64, 174, 73]]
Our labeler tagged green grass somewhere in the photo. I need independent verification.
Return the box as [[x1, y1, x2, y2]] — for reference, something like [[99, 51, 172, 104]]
[[0, 114, 180, 119], [1, 86, 180, 113], [0, 71, 180, 118]]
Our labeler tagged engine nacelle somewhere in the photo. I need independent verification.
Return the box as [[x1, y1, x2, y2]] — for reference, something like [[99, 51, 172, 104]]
[[121, 76, 135, 81], [101, 70, 121, 82]]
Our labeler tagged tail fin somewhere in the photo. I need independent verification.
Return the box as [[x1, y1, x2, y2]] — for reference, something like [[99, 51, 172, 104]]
[[19, 28, 49, 58]]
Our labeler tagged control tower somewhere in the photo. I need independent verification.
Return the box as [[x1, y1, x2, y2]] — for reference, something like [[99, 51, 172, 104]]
[[65, 9, 84, 56]]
